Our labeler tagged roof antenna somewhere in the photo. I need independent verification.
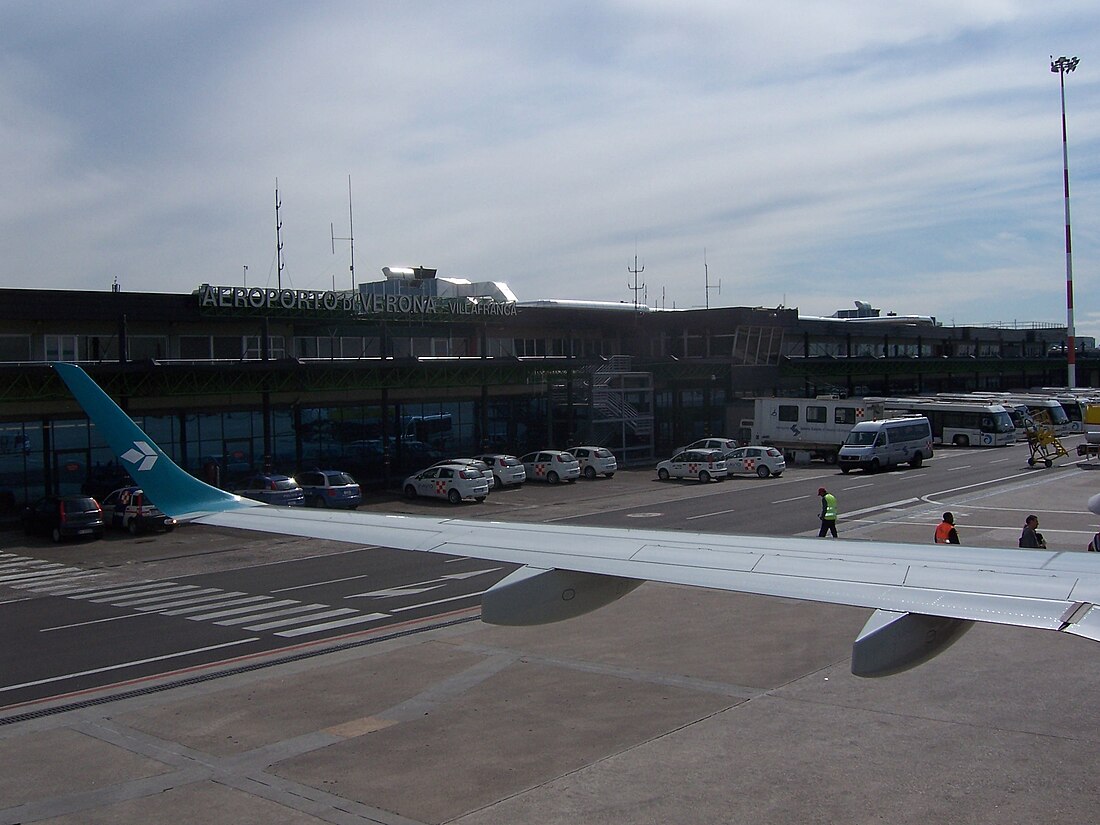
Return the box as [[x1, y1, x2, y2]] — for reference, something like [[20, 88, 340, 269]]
[[627, 246, 646, 312], [331, 175, 356, 292], [704, 248, 721, 309]]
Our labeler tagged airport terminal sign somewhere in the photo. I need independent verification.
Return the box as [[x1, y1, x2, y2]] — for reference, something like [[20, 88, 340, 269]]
[[197, 285, 516, 317]]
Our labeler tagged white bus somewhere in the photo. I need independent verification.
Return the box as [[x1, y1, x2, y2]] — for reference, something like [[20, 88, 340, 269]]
[[869, 398, 1016, 447], [936, 393, 1071, 437]]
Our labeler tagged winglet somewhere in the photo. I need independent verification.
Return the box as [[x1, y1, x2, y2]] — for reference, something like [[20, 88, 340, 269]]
[[53, 363, 260, 520]]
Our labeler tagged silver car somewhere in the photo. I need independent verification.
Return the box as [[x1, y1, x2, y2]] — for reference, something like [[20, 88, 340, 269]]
[[473, 454, 527, 488], [656, 449, 729, 483], [519, 450, 581, 484]]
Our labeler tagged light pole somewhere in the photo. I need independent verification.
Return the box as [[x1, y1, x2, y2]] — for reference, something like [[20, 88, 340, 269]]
[[1051, 55, 1079, 387]]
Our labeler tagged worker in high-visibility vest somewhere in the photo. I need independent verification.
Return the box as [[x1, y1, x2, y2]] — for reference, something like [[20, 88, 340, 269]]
[[817, 487, 838, 538], [934, 512, 960, 545]]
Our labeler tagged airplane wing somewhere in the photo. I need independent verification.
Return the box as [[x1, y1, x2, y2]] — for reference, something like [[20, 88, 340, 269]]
[[53, 363, 1100, 677]]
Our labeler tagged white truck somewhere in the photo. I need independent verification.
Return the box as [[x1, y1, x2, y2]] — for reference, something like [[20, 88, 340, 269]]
[[740, 397, 885, 464]]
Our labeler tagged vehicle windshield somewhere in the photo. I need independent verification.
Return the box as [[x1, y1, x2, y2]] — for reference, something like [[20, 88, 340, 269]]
[[500, 457, 521, 467], [989, 411, 1015, 433], [845, 430, 877, 446]]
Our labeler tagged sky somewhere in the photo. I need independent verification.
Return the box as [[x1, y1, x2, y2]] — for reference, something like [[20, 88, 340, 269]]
[[2, 1, 1099, 336]]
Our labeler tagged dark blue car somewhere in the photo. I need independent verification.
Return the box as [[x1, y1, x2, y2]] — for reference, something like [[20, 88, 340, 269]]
[[232, 474, 305, 506]]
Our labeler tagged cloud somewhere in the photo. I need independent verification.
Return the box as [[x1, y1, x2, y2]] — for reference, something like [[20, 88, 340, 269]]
[[0, 1, 1097, 337]]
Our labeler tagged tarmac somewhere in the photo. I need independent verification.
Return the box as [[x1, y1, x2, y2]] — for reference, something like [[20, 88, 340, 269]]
[[2, 458, 1100, 824]]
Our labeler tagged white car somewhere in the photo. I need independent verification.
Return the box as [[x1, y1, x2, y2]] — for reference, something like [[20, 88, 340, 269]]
[[674, 437, 740, 455], [473, 454, 527, 488], [567, 446, 617, 479], [520, 450, 581, 484], [430, 458, 494, 491], [656, 449, 729, 482], [403, 463, 489, 504], [725, 446, 786, 478]]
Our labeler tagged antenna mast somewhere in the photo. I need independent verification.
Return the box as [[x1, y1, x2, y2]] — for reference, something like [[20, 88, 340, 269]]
[[704, 248, 721, 309], [627, 253, 646, 311], [331, 175, 356, 292], [275, 179, 285, 289]]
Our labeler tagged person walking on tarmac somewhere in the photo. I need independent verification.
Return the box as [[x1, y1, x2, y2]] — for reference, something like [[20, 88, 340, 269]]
[[818, 487, 838, 538], [1018, 515, 1047, 549], [934, 512, 960, 545]]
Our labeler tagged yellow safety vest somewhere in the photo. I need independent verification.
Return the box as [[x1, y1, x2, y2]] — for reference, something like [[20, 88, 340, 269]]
[[822, 493, 838, 520]]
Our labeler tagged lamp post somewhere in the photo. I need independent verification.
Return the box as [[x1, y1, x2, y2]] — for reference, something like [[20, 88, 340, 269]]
[[1051, 55, 1079, 387]]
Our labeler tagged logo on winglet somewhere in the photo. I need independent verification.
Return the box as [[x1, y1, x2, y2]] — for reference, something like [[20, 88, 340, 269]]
[[121, 441, 158, 472]]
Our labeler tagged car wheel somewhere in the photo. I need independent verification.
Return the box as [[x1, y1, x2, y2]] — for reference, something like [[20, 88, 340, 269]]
[[493, 475, 503, 489], [475, 496, 486, 502], [699, 470, 711, 483], [127, 519, 140, 536], [658, 468, 670, 481], [869, 459, 881, 473], [953, 434, 969, 447], [584, 466, 597, 479], [448, 488, 462, 504], [547, 471, 560, 484], [604, 473, 614, 478], [51, 527, 62, 543], [404, 484, 418, 498], [909, 453, 923, 468], [840, 467, 851, 474], [756, 465, 770, 478], [824, 451, 838, 465], [309, 496, 323, 508]]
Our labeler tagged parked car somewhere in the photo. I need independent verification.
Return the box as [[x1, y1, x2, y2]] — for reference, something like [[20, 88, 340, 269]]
[[100, 486, 177, 534], [295, 469, 363, 509], [725, 446, 786, 478], [567, 446, 618, 479], [656, 449, 729, 483], [233, 474, 306, 506], [519, 450, 582, 484], [403, 463, 489, 504], [430, 458, 494, 491], [473, 453, 527, 488], [674, 437, 740, 455], [21, 495, 106, 542]]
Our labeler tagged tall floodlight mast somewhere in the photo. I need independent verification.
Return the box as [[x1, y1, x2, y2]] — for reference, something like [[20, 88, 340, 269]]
[[1051, 55, 1079, 387]]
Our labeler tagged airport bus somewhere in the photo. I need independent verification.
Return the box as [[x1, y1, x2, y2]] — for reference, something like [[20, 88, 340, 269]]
[[869, 398, 1016, 447]]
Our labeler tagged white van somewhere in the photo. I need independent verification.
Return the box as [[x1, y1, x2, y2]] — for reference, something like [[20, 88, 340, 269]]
[[838, 416, 933, 473]]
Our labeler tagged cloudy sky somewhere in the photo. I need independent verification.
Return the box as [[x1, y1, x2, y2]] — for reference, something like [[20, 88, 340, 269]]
[[3, 2, 1098, 334]]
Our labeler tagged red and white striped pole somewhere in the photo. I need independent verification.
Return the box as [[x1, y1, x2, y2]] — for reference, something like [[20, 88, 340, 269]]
[[1052, 55, 1079, 387]]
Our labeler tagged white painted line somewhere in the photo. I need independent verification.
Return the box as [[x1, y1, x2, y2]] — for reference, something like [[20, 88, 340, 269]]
[[686, 508, 737, 520], [843, 497, 921, 519], [79, 582, 180, 600], [184, 599, 299, 622], [0, 569, 81, 584], [391, 590, 488, 612], [248, 608, 360, 631], [271, 573, 371, 593], [160, 595, 271, 616], [773, 495, 809, 504], [275, 613, 389, 637], [134, 591, 248, 612], [108, 586, 205, 606], [215, 603, 329, 626], [0, 638, 259, 693], [41, 613, 153, 632], [112, 587, 222, 607], [841, 483, 873, 491], [947, 465, 972, 471]]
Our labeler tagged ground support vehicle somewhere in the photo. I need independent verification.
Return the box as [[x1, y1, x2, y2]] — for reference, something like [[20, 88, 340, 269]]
[[567, 446, 617, 478], [101, 486, 177, 534], [403, 464, 489, 503], [295, 470, 363, 509], [725, 446, 785, 478], [1025, 411, 1069, 468], [473, 454, 527, 488], [430, 458, 494, 491], [871, 398, 1016, 447], [838, 416, 933, 473], [656, 449, 729, 482], [745, 397, 884, 464], [520, 451, 581, 484]]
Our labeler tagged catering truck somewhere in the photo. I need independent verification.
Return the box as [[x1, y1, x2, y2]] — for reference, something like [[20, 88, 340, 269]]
[[740, 397, 884, 464]]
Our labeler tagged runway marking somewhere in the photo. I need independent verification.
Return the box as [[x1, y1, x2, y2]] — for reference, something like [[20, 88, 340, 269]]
[[41, 613, 151, 632], [391, 590, 488, 612], [272, 573, 372, 593], [184, 599, 299, 622], [275, 613, 390, 637], [947, 465, 972, 471], [686, 508, 737, 520], [773, 495, 809, 503], [245, 608, 359, 632], [0, 638, 259, 693], [841, 483, 873, 491]]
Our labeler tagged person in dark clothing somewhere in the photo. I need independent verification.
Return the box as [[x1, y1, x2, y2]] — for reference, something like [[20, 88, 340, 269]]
[[1018, 514, 1047, 549]]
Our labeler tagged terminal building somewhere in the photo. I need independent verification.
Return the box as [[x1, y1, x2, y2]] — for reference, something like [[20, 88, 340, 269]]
[[0, 267, 1085, 509]]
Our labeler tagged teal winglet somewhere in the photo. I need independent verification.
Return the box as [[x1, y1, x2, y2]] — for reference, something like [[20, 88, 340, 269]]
[[53, 363, 257, 519]]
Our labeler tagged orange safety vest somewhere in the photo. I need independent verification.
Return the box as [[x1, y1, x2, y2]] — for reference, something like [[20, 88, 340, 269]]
[[934, 521, 955, 544]]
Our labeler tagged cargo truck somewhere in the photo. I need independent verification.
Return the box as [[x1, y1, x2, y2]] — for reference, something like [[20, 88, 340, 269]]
[[739, 397, 884, 464]]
